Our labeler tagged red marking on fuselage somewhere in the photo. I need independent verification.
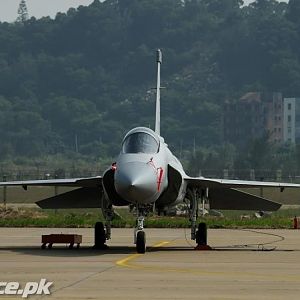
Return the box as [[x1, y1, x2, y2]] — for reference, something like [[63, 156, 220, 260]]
[[157, 167, 164, 192], [147, 159, 164, 191]]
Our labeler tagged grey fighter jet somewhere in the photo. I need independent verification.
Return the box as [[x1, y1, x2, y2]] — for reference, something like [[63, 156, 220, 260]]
[[1, 50, 300, 253]]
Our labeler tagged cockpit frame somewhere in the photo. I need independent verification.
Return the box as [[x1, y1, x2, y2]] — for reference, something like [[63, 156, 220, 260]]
[[122, 131, 159, 154]]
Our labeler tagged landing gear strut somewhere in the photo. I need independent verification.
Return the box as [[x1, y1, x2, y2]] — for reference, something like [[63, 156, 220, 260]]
[[188, 187, 212, 250], [189, 188, 199, 241], [93, 197, 113, 249], [134, 205, 147, 253]]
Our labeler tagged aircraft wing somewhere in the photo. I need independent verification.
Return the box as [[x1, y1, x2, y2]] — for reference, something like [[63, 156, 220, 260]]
[[184, 176, 300, 211], [0, 176, 103, 209], [185, 177, 300, 189], [0, 176, 102, 188], [36, 187, 102, 209]]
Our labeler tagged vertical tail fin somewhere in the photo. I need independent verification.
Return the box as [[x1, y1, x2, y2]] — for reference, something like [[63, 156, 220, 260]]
[[155, 49, 162, 136]]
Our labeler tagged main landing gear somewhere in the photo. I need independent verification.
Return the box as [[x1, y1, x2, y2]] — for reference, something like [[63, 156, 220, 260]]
[[94, 221, 108, 250], [93, 199, 113, 250], [188, 187, 212, 250]]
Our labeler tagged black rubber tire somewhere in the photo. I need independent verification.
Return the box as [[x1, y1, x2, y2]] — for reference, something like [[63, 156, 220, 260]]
[[196, 222, 207, 245], [136, 231, 146, 254], [94, 222, 106, 248]]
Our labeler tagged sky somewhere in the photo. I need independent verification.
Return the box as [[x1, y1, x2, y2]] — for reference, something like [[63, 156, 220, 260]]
[[0, 0, 289, 23], [0, 0, 94, 22]]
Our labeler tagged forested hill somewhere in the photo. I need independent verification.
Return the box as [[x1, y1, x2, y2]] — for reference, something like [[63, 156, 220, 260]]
[[0, 0, 300, 165]]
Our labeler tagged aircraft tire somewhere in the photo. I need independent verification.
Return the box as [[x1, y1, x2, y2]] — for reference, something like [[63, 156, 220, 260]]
[[136, 231, 146, 254], [94, 221, 106, 248], [196, 222, 207, 245]]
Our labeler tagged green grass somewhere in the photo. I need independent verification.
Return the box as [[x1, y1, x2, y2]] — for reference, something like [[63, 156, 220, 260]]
[[0, 208, 126, 228], [0, 207, 299, 229]]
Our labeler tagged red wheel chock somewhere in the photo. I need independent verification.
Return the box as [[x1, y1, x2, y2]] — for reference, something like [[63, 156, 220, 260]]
[[194, 244, 212, 250]]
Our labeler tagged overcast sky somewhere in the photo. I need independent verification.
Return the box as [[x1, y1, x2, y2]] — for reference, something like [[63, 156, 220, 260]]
[[0, 0, 94, 22], [0, 0, 289, 23]]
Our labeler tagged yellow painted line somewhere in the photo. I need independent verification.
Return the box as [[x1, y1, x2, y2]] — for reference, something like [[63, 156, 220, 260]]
[[151, 241, 170, 248], [116, 253, 142, 268], [115, 240, 171, 268]]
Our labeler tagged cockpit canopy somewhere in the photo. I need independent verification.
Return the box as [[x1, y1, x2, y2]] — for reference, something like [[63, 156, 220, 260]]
[[122, 132, 159, 154]]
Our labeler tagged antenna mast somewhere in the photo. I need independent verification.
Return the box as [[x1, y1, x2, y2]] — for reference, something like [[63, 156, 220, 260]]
[[155, 49, 162, 136]]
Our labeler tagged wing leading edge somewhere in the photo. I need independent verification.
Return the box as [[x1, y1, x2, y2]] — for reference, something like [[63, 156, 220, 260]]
[[184, 176, 300, 211], [0, 176, 102, 188], [185, 177, 300, 189]]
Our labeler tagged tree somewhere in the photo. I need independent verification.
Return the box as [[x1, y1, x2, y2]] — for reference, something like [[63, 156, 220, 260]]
[[16, 0, 29, 23], [0, 0, 299, 169], [286, 0, 300, 24]]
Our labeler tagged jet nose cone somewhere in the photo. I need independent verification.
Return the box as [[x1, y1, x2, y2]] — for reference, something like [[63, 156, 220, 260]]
[[114, 162, 158, 204]]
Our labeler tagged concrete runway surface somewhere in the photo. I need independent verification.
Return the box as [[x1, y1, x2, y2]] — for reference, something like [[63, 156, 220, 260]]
[[1, 228, 300, 299]]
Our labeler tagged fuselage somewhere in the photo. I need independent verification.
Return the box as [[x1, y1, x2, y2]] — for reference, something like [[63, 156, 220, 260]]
[[102, 127, 187, 207]]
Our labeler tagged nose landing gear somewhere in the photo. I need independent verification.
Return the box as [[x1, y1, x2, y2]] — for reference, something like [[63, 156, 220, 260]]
[[136, 230, 146, 253], [134, 206, 148, 253]]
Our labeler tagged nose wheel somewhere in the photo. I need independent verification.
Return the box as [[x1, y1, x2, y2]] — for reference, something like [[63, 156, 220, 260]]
[[136, 230, 146, 253], [134, 206, 147, 253]]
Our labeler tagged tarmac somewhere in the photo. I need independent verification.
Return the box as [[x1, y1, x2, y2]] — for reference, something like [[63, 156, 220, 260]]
[[1, 227, 300, 299]]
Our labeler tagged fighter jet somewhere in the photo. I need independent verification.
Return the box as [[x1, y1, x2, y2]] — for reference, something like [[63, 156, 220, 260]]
[[1, 49, 300, 253]]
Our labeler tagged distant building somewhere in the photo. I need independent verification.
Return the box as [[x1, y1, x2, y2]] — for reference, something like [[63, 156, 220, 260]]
[[223, 93, 299, 147], [265, 92, 284, 144], [283, 98, 296, 144], [294, 98, 300, 143]]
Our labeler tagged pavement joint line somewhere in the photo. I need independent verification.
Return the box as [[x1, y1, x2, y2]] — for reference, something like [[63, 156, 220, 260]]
[[116, 258, 300, 281], [115, 241, 300, 282], [49, 265, 115, 298]]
